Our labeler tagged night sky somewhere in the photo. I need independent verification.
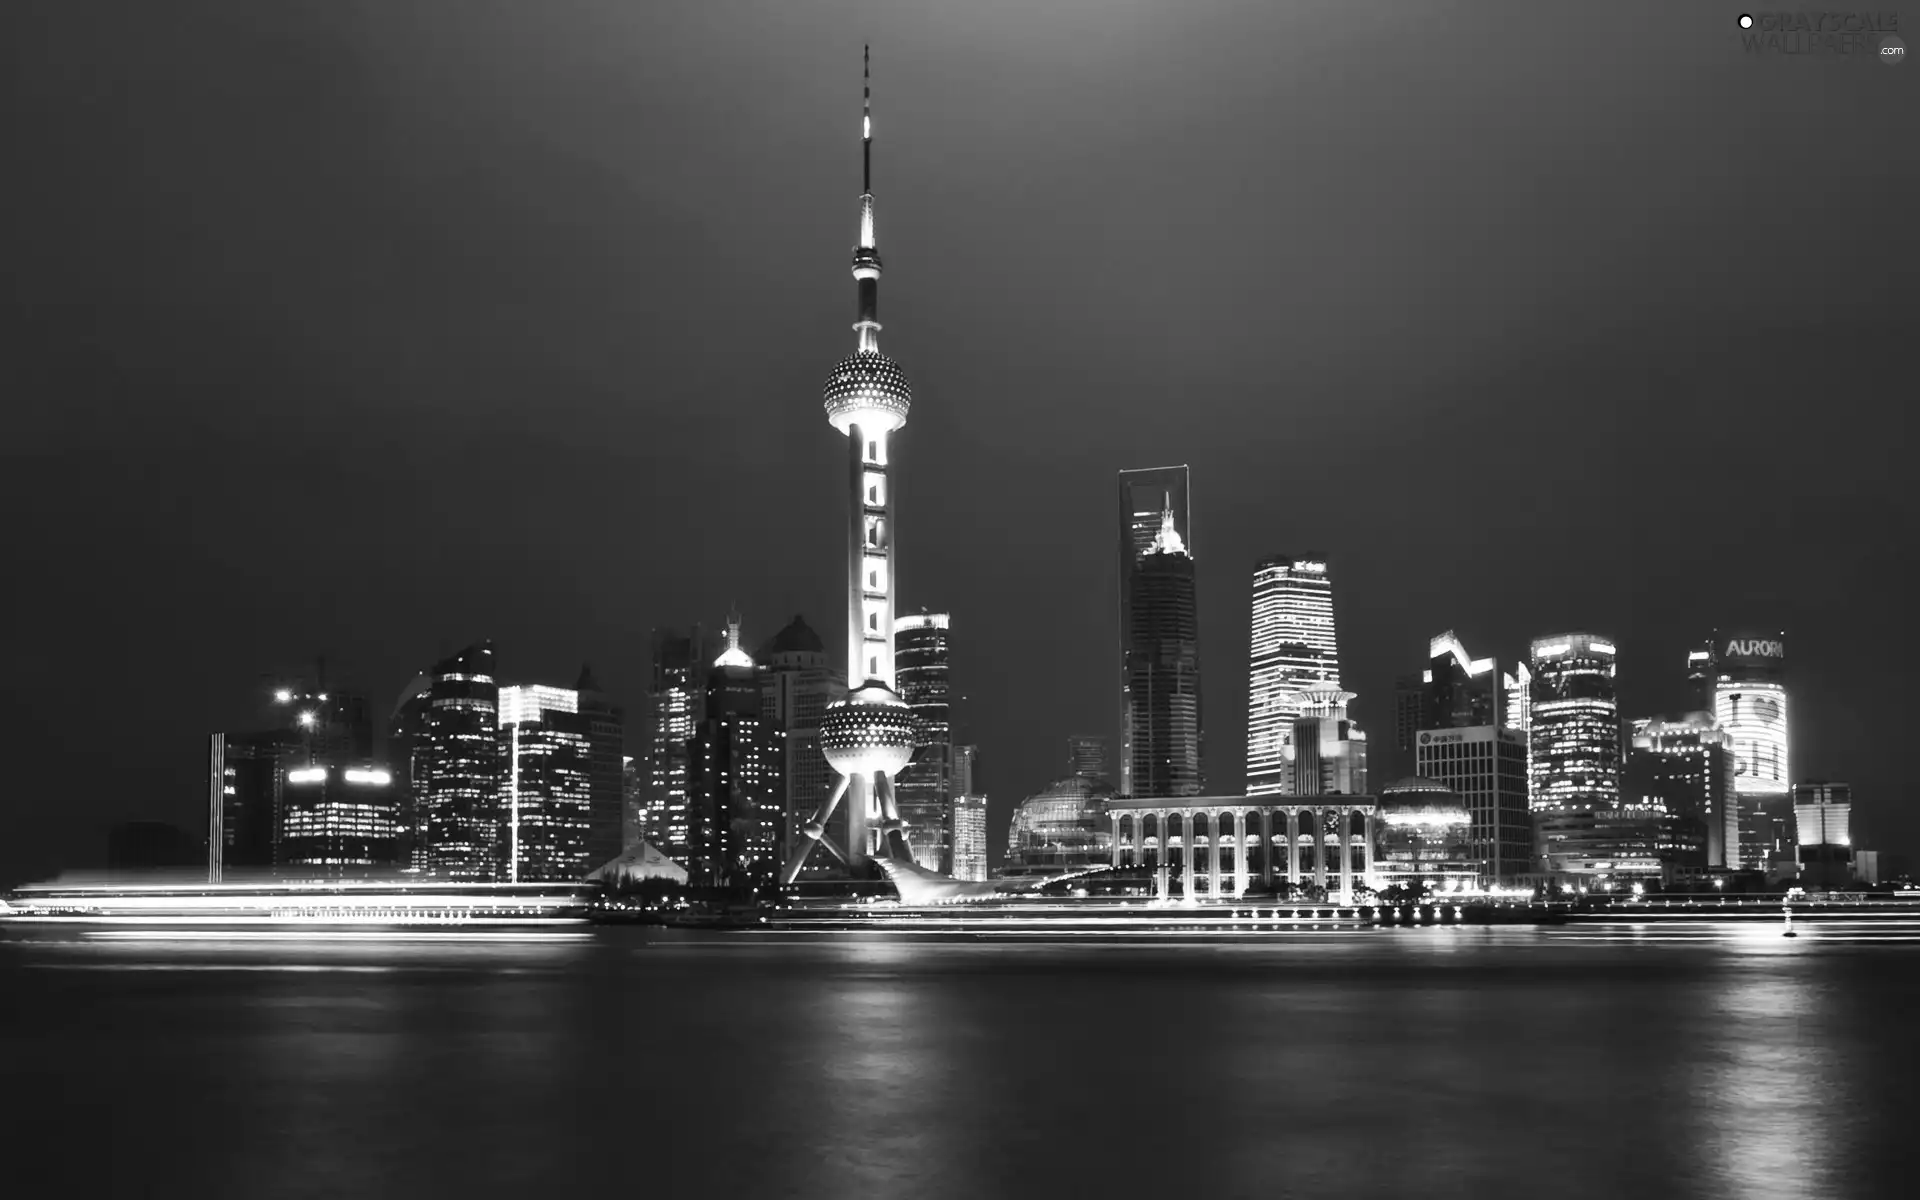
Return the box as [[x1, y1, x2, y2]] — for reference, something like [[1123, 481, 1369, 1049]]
[[3, 1, 1914, 885]]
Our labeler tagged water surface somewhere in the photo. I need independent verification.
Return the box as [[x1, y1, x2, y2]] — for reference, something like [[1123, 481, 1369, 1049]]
[[4, 925, 1913, 1199]]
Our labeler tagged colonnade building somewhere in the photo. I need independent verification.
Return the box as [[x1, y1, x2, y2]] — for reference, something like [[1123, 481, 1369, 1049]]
[[1103, 794, 1379, 899]]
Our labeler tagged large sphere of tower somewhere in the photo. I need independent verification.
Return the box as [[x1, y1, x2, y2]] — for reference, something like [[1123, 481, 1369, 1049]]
[[823, 351, 911, 435], [819, 681, 918, 777]]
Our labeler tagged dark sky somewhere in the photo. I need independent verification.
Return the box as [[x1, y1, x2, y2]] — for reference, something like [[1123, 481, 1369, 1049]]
[[3, 1, 1914, 885]]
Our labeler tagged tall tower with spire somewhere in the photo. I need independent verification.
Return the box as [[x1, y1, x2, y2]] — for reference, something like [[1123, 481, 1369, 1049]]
[[783, 48, 923, 884], [1128, 494, 1204, 798]]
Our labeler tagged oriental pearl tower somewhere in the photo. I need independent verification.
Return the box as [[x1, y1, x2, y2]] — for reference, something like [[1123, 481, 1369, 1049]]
[[781, 47, 922, 885]]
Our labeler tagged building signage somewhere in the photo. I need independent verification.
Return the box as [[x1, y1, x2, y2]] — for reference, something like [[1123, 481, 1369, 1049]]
[[1725, 638, 1785, 659]]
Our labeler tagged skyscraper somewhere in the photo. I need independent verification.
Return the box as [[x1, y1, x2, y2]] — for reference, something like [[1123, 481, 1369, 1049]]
[[1528, 633, 1621, 813], [1287, 684, 1369, 797], [497, 684, 594, 883], [1127, 501, 1203, 798], [894, 611, 953, 873], [1117, 464, 1192, 798], [1403, 633, 1532, 881], [784, 50, 925, 883], [1684, 631, 1791, 872], [757, 615, 845, 867], [1414, 726, 1532, 882], [1247, 557, 1339, 795], [390, 643, 504, 880], [1066, 734, 1110, 782], [645, 625, 721, 869], [1712, 633, 1789, 797], [574, 665, 626, 870], [951, 793, 989, 882], [691, 617, 785, 886], [1628, 712, 1737, 869]]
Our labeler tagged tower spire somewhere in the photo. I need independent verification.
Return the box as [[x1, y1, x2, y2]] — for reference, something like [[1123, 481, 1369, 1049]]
[[852, 46, 881, 351], [863, 43, 872, 194]]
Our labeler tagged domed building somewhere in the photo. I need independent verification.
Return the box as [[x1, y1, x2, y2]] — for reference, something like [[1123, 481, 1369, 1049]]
[[1373, 776, 1479, 891], [1001, 776, 1115, 879]]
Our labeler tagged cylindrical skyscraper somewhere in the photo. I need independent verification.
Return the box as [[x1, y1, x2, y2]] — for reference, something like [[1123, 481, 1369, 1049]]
[[783, 49, 922, 884]]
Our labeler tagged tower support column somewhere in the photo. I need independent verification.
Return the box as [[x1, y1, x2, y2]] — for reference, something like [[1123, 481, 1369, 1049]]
[[1286, 809, 1300, 885]]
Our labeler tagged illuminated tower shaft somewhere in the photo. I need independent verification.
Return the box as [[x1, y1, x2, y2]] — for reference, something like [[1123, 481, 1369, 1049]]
[[783, 47, 920, 885]]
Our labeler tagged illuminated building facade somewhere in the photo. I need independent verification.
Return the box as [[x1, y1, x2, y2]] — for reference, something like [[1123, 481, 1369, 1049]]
[[1105, 794, 1378, 900], [1714, 635, 1789, 794], [645, 625, 721, 868], [1117, 464, 1192, 798], [1414, 725, 1532, 882], [1793, 780, 1853, 888], [1528, 633, 1621, 812], [390, 643, 504, 880], [1535, 804, 1670, 883], [1067, 734, 1111, 783], [1373, 777, 1478, 891], [758, 615, 846, 869], [1003, 776, 1113, 877], [895, 611, 954, 873], [497, 684, 593, 883], [693, 617, 785, 886], [212, 680, 388, 881], [1248, 557, 1339, 795], [783, 50, 928, 883], [574, 666, 626, 870], [951, 792, 989, 882], [1627, 713, 1737, 870], [1702, 630, 1791, 868], [278, 763, 399, 877], [1288, 684, 1369, 798], [1127, 501, 1204, 798]]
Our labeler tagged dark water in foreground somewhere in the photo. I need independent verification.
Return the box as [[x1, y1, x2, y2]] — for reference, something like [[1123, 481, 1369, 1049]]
[[4, 925, 1916, 1199]]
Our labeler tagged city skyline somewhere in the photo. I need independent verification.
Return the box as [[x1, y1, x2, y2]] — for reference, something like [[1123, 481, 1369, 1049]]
[[4, 6, 1914, 886]]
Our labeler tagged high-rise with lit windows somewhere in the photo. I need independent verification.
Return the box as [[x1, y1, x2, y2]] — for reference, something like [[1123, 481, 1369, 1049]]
[[1628, 712, 1737, 870], [692, 617, 785, 886], [1247, 557, 1339, 795], [1414, 725, 1532, 882], [1117, 464, 1192, 798], [390, 642, 504, 880], [1700, 630, 1791, 870], [1528, 633, 1621, 812], [951, 792, 989, 882], [1127, 500, 1203, 798], [895, 611, 954, 873], [757, 614, 846, 869], [497, 684, 594, 883], [1709, 631, 1789, 795], [1404, 633, 1533, 881], [646, 625, 721, 868]]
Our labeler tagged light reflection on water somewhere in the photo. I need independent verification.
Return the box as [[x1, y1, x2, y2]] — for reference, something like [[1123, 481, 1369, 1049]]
[[0, 927, 1912, 1199]]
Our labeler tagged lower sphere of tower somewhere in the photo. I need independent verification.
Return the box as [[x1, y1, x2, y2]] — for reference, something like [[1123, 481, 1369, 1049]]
[[822, 351, 911, 435], [802, 821, 825, 841], [819, 683, 917, 777]]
